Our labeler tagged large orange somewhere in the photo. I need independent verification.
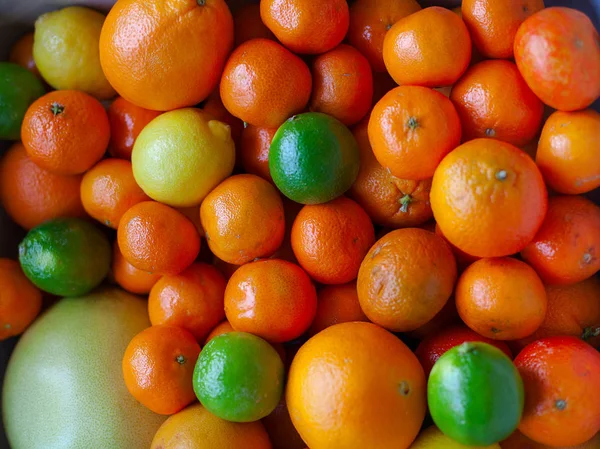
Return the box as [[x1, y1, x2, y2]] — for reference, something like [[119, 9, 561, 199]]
[[239, 125, 276, 182], [286, 321, 426, 449], [111, 241, 161, 295], [431, 138, 548, 258], [99, 0, 233, 111], [309, 281, 369, 336], [434, 224, 481, 271], [233, 3, 275, 47]]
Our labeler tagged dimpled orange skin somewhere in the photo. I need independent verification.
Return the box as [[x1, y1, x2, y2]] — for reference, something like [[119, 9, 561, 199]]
[[309, 281, 369, 336], [536, 109, 600, 195], [501, 430, 600, 449], [383, 7, 471, 87], [220, 38, 312, 128], [117, 201, 201, 275], [260, 0, 349, 55], [286, 321, 426, 449], [431, 138, 548, 258], [99, 0, 233, 111], [456, 257, 547, 340], [239, 125, 276, 182], [8, 32, 40, 77], [521, 195, 600, 285], [357, 228, 457, 332], [111, 241, 161, 295], [514, 7, 600, 112], [450, 60, 544, 146], [368, 85, 462, 180], [224, 259, 317, 343], [21, 90, 110, 175], [233, 3, 275, 47], [291, 197, 375, 285]]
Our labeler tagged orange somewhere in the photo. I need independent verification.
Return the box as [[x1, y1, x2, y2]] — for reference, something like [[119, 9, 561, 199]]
[[309, 44, 373, 127], [107, 97, 161, 160], [117, 201, 201, 275], [407, 296, 461, 341], [100, 0, 233, 111], [122, 325, 201, 415], [233, 4, 275, 47], [456, 257, 547, 340], [357, 228, 457, 332], [203, 87, 244, 146], [263, 398, 307, 449], [260, 0, 349, 55], [176, 205, 205, 238], [536, 109, 600, 195], [148, 263, 226, 341], [383, 7, 471, 87], [521, 195, 600, 285], [224, 259, 317, 343], [0, 258, 42, 341], [8, 32, 40, 77], [368, 85, 461, 180], [220, 38, 312, 128], [239, 125, 276, 182], [200, 174, 285, 265], [291, 197, 375, 285], [111, 241, 161, 295], [501, 430, 600, 449], [450, 60, 544, 146], [434, 224, 482, 271], [287, 321, 426, 449], [461, 0, 544, 59], [350, 118, 433, 228], [431, 138, 548, 258], [205, 320, 235, 345], [0, 142, 86, 230], [347, 0, 421, 72], [21, 90, 110, 175], [309, 281, 369, 336]]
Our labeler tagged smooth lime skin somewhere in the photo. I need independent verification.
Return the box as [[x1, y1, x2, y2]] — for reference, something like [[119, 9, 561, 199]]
[[193, 332, 284, 423], [428, 342, 524, 446], [19, 218, 111, 297], [0, 62, 45, 140], [269, 112, 360, 204]]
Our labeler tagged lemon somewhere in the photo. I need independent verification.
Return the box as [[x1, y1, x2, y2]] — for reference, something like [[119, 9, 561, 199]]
[[33, 6, 116, 100], [132, 108, 235, 207], [410, 427, 500, 449]]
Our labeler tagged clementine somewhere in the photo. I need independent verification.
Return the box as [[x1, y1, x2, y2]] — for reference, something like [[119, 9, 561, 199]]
[[8, 32, 40, 77], [309, 281, 369, 336], [239, 125, 276, 182], [111, 241, 161, 295]]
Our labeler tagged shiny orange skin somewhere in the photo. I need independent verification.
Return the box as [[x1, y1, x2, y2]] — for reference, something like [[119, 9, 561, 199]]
[[260, 0, 349, 55], [203, 87, 244, 146], [233, 4, 275, 46], [107, 97, 161, 160], [434, 224, 481, 271], [368, 85, 461, 180], [406, 296, 461, 341], [309, 281, 369, 336], [383, 7, 471, 87], [122, 325, 201, 415], [111, 241, 161, 295], [205, 321, 235, 345], [357, 228, 457, 332], [0, 258, 42, 341], [291, 197, 375, 285], [287, 322, 426, 449], [224, 259, 317, 343], [514, 7, 600, 112], [515, 337, 600, 447], [431, 138, 548, 258], [239, 125, 276, 182], [450, 60, 544, 146], [347, 0, 421, 73], [0, 143, 86, 230], [501, 430, 600, 449], [220, 39, 312, 128], [462, 0, 545, 59], [117, 201, 201, 275], [309, 44, 373, 127], [148, 263, 226, 341], [200, 174, 285, 265], [262, 398, 306, 449], [8, 32, 40, 77], [350, 118, 433, 228], [521, 195, 600, 285], [21, 90, 110, 175], [100, 0, 233, 111], [456, 257, 547, 340], [536, 109, 600, 195]]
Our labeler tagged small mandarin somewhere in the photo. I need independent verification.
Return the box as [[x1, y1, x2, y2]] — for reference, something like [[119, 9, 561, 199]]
[[239, 125, 276, 182], [309, 282, 369, 336], [8, 32, 40, 77], [111, 241, 161, 295]]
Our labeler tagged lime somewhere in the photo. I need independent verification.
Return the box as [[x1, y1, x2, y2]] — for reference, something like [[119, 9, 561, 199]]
[[19, 218, 111, 297], [428, 342, 524, 446], [269, 112, 360, 204], [193, 331, 284, 422], [0, 62, 45, 140], [410, 426, 500, 449]]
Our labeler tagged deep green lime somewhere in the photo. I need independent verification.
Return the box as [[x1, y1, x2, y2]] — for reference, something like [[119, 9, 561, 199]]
[[193, 331, 284, 423], [0, 62, 45, 140], [269, 112, 360, 204], [428, 342, 524, 446], [19, 218, 111, 297]]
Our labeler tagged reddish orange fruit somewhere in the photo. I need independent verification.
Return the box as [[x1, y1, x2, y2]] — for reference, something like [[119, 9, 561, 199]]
[[111, 241, 161, 295], [239, 125, 276, 182], [8, 32, 40, 77], [205, 321, 234, 345], [309, 282, 369, 336], [233, 4, 275, 47], [501, 430, 600, 449]]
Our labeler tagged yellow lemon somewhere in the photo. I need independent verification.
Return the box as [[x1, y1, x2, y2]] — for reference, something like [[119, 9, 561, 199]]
[[33, 6, 116, 100], [410, 427, 501, 449], [132, 108, 235, 207]]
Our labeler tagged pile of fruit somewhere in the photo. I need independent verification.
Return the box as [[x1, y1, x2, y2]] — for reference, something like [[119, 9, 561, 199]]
[[1, 0, 599, 448]]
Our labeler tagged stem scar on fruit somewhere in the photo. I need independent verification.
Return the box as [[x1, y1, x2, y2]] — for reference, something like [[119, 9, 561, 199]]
[[406, 117, 419, 130], [51, 103, 65, 116], [176, 355, 186, 365], [555, 399, 567, 410], [496, 170, 508, 181], [399, 194, 412, 213]]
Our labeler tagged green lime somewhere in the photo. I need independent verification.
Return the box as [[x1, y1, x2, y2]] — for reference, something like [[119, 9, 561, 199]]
[[0, 62, 45, 140], [269, 112, 360, 204], [19, 218, 111, 297], [193, 331, 284, 422], [428, 342, 524, 446]]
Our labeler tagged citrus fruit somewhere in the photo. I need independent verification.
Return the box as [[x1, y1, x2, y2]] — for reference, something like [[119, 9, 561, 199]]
[[501, 430, 600, 449], [203, 88, 244, 145], [8, 32, 40, 77], [263, 398, 307, 449], [111, 241, 161, 295], [412, 426, 501, 449], [239, 125, 276, 182], [407, 296, 461, 341], [205, 321, 235, 344], [233, 4, 275, 46]]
